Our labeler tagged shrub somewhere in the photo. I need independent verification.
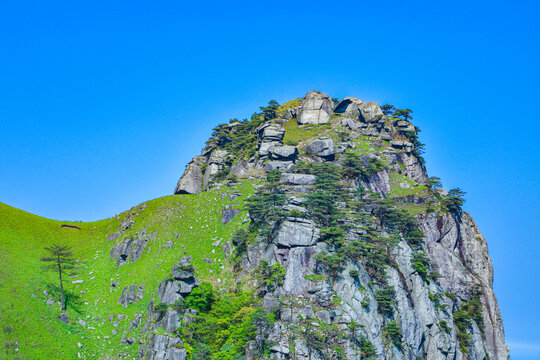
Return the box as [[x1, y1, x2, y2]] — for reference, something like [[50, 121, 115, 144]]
[[256, 260, 286, 292], [320, 226, 346, 247], [383, 321, 403, 349], [411, 252, 431, 283], [153, 302, 168, 316], [314, 251, 346, 277], [266, 169, 282, 184], [349, 269, 360, 278], [172, 298, 185, 312], [374, 287, 396, 314], [184, 282, 215, 313], [453, 285, 484, 354], [442, 188, 466, 214], [288, 209, 304, 219]]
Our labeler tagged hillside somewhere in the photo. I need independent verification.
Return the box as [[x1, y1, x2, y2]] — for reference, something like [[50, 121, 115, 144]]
[[0, 90, 508, 360]]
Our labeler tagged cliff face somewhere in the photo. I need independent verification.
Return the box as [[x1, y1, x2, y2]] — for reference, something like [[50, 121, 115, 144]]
[[162, 90, 508, 360]]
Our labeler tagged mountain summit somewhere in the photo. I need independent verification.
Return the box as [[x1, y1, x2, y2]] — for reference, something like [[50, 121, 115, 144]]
[[0, 91, 508, 360]]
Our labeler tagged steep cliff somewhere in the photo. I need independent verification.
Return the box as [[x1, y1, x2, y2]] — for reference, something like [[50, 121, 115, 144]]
[[0, 90, 508, 360], [165, 91, 508, 359]]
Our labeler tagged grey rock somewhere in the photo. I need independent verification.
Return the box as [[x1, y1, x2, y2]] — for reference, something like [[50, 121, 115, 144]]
[[390, 140, 413, 149], [306, 137, 335, 160], [230, 158, 255, 176], [268, 145, 298, 161], [158, 258, 199, 305], [203, 149, 230, 189], [161, 310, 181, 332], [280, 173, 316, 185], [263, 161, 293, 173], [334, 97, 364, 117], [141, 334, 186, 360], [358, 101, 384, 123], [221, 209, 240, 224], [259, 123, 285, 143], [297, 90, 335, 125], [46, 297, 54, 305], [341, 117, 361, 131], [281, 107, 297, 120], [109, 231, 149, 266], [165, 240, 173, 249], [58, 313, 69, 324], [273, 219, 320, 247], [107, 231, 123, 242]]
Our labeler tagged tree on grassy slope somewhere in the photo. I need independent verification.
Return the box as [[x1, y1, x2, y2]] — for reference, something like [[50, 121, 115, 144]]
[[40, 244, 76, 310]]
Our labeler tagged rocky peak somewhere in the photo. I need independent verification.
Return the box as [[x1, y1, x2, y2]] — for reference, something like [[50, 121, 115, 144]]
[[167, 91, 508, 360], [297, 90, 335, 125]]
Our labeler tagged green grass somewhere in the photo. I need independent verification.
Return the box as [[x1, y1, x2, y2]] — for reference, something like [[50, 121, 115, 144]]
[[282, 118, 332, 146], [277, 98, 300, 114], [388, 171, 429, 198], [0, 181, 255, 359]]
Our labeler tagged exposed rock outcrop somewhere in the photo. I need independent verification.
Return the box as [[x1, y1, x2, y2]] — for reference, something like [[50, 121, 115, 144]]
[[297, 90, 335, 125], [118, 284, 145, 307], [164, 90, 508, 360], [110, 228, 154, 266], [157, 257, 199, 305], [306, 137, 335, 160], [174, 155, 206, 194]]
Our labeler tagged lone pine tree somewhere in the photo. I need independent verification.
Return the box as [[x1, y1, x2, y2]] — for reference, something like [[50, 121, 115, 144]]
[[40, 244, 76, 310]]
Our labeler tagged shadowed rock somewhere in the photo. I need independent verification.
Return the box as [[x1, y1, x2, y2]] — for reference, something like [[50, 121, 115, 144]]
[[174, 155, 206, 194], [306, 137, 335, 160]]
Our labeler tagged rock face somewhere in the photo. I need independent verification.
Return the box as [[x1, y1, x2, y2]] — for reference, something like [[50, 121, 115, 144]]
[[110, 228, 153, 266], [158, 257, 199, 305], [297, 90, 335, 125], [164, 90, 508, 360], [142, 334, 186, 360], [306, 137, 335, 160], [334, 96, 364, 116], [118, 284, 145, 307], [138, 258, 199, 360], [174, 155, 205, 194]]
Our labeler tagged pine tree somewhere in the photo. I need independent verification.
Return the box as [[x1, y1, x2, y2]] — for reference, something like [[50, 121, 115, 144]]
[[41, 244, 76, 310]]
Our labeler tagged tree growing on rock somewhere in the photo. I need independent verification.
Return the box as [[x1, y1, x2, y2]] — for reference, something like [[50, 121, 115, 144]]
[[380, 104, 396, 116], [393, 108, 413, 121], [40, 244, 76, 310]]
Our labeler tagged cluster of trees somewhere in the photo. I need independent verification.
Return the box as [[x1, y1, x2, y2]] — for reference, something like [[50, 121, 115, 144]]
[[429, 176, 467, 214], [380, 104, 413, 121], [208, 100, 281, 161]]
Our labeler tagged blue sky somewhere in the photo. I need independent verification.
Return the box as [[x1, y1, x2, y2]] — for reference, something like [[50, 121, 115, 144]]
[[0, 0, 539, 357]]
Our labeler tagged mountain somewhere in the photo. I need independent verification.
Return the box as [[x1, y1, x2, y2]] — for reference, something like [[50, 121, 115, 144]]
[[0, 90, 509, 360]]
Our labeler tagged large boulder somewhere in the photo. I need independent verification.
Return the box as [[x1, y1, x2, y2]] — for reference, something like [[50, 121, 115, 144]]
[[280, 173, 316, 185], [305, 137, 335, 160], [263, 161, 294, 173], [110, 229, 153, 266], [334, 97, 364, 116], [258, 123, 285, 157], [273, 218, 320, 247], [268, 145, 298, 161], [174, 155, 206, 194], [297, 91, 334, 125], [358, 101, 384, 123], [158, 257, 199, 305]]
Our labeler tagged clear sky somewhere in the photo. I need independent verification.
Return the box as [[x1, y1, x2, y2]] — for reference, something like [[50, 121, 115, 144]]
[[0, 0, 538, 357]]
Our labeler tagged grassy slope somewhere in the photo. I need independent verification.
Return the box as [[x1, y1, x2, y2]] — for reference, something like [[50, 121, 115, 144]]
[[0, 181, 254, 360]]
